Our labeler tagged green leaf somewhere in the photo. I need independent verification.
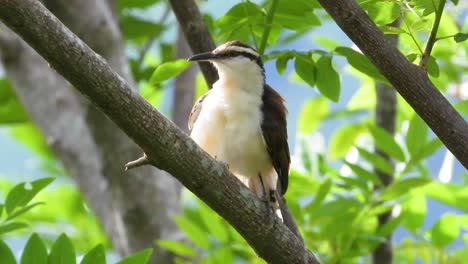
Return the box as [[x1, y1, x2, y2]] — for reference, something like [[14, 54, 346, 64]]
[[406, 114, 428, 159], [454, 33, 468, 43], [0, 222, 28, 235], [0, 204, 3, 218], [0, 239, 16, 264], [6, 202, 44, 221], [406, 53, 418, 63], [316, 56, 340, 102], [216, 2, 264, 43], [117, 248, 153, 264], [419, 138, 443, 158], [5, 177, 54, 214], [150, 59, 191, 84], [10, 123, 54, 159], [356, 147, 393, 175], [380, 177, 432, 201], [198, 203, 228, 243], [427, 56, 440, 77], [120, 15, 164, 43], [379, 25, 407, 35], [306, 178, 332, 211], [298, 97, 329, 134], [80, 245, 106, 264], [431, 213, 460, 247], [345, 161, 383, 186], [0, 78, 29, 124], [369, 125, 406, 162], [294, 54, 316, 87], [275, 53, 294, 75], [174, 216, 210, 249], [117, 0, 159, 10], [156, 240, 197, 257], [21, 233, 48, 264], [275, 0, 320, 31], [402, 193, 426, 232], [49, 234, 76, 264], [329, 123, 366, 159], [335, 47, 385, 81]]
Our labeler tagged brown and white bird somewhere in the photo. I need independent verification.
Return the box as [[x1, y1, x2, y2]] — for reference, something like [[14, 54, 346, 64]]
[[188, 40, 290, 218]]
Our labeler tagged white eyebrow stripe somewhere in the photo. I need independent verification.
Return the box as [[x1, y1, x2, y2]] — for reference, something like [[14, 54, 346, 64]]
[[218, 46, 259, 57]]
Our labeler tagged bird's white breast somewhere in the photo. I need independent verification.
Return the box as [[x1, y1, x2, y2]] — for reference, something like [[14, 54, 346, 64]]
[[190, 80, 272, 180]]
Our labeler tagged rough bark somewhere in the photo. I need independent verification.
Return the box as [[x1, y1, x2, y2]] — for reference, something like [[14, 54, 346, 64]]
[[318, 0, 468, 169], [173, 29, 196, 132], [372, 19, 400, 264], [0, 0, 183, 262], [168, 0, 218, 87], [0, 1, 320, 263]]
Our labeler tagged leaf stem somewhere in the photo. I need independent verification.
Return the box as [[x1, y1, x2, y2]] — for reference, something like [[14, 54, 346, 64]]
[[258, 0, 279, 55], [419, 0, 446, 70]]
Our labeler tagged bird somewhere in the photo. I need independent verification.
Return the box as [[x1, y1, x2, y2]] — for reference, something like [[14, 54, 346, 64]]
[[187, 40, 290, 219]]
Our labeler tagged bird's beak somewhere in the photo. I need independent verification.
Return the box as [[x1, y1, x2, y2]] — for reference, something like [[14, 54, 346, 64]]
[[188, 52, 219, 62]]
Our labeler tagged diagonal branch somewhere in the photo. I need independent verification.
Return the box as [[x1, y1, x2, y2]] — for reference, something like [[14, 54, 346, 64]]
[[0, 0, 319, 263], [318, 0, 468, 169], [168, 0, 218, 87]]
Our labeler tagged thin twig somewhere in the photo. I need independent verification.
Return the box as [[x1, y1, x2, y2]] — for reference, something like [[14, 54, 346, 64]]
[[125, 153, 149, 171], [419, 0, 447, 70], [258, 0, 279, 55]]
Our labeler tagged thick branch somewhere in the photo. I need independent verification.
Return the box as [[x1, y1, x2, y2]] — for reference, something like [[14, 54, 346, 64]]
[[0, 1, 319, 263], [168, 0, 218, 87], [318, 0, 468, 169]]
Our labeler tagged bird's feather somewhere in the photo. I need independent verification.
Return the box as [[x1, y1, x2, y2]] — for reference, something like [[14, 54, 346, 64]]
[[188, 90, 211, 132], [261, 85, 290, 195]]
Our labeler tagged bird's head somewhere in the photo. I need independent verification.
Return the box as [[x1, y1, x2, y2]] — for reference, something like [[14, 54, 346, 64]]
[[188, 40, 265, 84]]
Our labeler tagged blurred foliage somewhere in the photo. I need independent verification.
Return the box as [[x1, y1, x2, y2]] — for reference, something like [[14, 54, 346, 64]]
[[0, 0, 467, 263]]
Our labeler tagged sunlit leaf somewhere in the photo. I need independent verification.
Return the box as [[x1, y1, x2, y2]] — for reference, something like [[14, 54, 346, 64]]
[[0, 222, 28, 235], [117, 249, 153, 264], [298, 97, 329, 134], [174, 216, 210, 249], [294, 54, 316, 87], [316, 55, 340, 102], [6, 202, 44, 221], [406, 114, 428, 159], [345, 161, 383, 186], [5, 177, 54, 214], [198, 202, 229, 243], [369, 125, 406, 162], [335, 47, 385, 81], [49, 234, 76, 264], [329, 123, 366, 159], [419, 138, 443, 159], [21, 233, 48, 264], [306, 178, 332, 211], [150, 59, 191, 84], [80, 244, 106, 264], [0, 240, 16, 264], [431, 213, 461, 247], [117, 0, 159, 10], [156, 240, 197, 257], [380, 177, 431, 201], [402, 193, 426, 232], [356, 147, 393, 175]]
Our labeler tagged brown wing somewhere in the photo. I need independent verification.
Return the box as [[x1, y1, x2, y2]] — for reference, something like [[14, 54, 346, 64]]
[[261, 85, 290, 195], [188, 90, 211, 132]]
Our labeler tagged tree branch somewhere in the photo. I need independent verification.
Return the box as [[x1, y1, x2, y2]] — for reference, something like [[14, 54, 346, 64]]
[[318, 0, 468, 169], [0, 0, 319, 263], [372, 18, 400, 264], [258, 0, 279, 55], [419, 0, 446, 70], [168, 0, 218, 87]]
